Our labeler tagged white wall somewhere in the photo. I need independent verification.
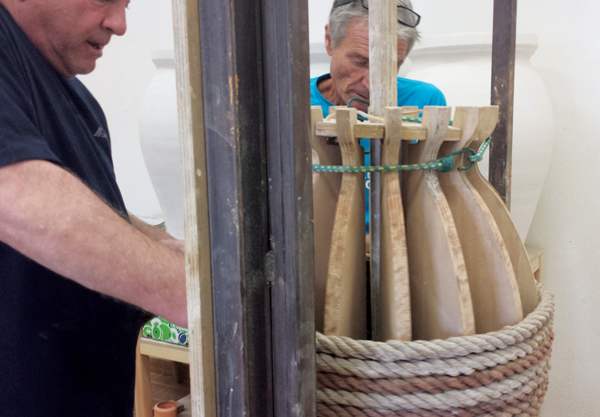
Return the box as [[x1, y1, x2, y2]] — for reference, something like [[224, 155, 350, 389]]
[[87, 1, 599, 414], [79, 0, 174, 224], [416, 2, 600, 415], [517, 2, 600, 415]]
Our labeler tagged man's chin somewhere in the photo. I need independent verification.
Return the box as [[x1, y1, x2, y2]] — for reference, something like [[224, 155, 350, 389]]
[[63, 61, 97, 78]]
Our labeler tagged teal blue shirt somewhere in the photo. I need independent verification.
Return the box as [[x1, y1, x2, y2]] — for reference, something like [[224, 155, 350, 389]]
[[310, 74, 447, 231]]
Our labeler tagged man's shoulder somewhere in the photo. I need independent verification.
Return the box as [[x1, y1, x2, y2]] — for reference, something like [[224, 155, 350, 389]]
[[396, 77, 444, 95], [310, 74, 334, 116], [310, 73, 331, 93], [396, 77, 446, 106]]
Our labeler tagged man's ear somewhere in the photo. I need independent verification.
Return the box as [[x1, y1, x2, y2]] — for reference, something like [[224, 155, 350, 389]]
[[324, 24, 334, 56]]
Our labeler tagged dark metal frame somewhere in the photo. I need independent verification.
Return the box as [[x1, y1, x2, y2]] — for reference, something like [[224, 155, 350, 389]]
[[197, 0, 315, 415], [490, 0, 517, 206], [198, 0, 273, 414], [261, 0, 317, 415]]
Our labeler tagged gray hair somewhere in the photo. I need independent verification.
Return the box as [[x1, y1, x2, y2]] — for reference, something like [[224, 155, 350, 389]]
[[328, 0, 420, 54]]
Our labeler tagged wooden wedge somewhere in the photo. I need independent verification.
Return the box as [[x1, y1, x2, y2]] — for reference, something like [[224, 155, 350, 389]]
[[402, 106, 475, 340], [323, 108, 367, 339], [378, 106, 411, 341], [438, 107, 522, 334], [463, 106, 539, 316]]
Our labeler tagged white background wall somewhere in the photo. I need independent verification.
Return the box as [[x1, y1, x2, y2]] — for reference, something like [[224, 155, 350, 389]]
[[81, 1, 600, 414], [79, 0, 174, 223]]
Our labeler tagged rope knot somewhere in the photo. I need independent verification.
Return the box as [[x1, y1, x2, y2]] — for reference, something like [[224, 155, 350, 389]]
[[437, 155, 455, 172]]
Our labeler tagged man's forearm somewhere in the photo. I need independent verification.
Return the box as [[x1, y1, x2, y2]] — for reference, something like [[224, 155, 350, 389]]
[[0, 160, 187, 327]]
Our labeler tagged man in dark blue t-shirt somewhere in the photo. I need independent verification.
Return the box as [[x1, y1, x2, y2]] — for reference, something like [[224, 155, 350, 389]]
[[0, 1, 187, 415]]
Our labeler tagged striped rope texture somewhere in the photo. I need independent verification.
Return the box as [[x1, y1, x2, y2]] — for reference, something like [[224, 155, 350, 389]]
[[316, 285, 554, 417]]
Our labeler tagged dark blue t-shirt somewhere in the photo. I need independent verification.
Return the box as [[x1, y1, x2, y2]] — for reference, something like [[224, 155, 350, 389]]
[[0, 5, 148, 416]]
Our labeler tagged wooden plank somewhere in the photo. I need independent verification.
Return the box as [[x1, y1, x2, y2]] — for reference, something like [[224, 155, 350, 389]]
[[315, 121, 462, 141], [402, 106, 475, 340], [134, 334, 153, 417], [465, 107, 539, 316], [368, 0, 398, 341], [324, 108, 367, 339], [312, 107, 343, 333], [490, 0, 517, 206], [368, 0, 397, 116], [379, 107, 411, 341], [139, 338, 191, 364], [438, 107, 522, 334], [172, 1, 216, 415]]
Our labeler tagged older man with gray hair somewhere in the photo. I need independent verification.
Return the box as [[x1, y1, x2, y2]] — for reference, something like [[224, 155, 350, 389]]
[[311, 0, 446, 116], [311, 0, 446, 233]]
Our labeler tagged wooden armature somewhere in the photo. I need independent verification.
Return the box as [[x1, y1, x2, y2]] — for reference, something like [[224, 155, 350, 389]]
[[312, 106, 343, 333], [402, 107, 475, 340], [464, 107, 539, 316], [323, 108, 367, 339], [438, 107, 522, 334], [379, 107, 411, 341]]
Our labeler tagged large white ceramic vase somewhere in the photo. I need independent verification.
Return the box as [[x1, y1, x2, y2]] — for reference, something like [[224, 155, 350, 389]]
[[406, 33, 554, 240], [139, 49, 184, 240]]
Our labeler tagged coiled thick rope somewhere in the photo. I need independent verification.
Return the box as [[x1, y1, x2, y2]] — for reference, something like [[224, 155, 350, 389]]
[[316, 285, 554, 417]]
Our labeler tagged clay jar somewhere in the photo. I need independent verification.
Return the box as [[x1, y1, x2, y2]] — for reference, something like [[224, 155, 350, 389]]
[[407, 32, 554, 240], [139, 49, 184, 240]]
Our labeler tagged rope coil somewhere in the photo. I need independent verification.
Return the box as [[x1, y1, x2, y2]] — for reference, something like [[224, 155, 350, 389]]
[[316, 285, 554, 417]]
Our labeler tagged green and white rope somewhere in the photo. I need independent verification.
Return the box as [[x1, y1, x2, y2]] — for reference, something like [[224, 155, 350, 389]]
[[313, 137, 492, 174]]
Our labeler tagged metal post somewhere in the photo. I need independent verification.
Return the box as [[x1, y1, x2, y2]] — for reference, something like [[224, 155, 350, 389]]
[[194, 0, 314, 415], [490, 0, 517, 207], [197, 0, 271, 414], [369, 0, 398, 340], [261, 0, 316, 414]]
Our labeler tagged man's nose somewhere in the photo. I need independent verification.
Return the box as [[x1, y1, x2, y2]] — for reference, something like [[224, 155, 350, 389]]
[[103, 5, 127, 37], [362, 70, 370, 94]]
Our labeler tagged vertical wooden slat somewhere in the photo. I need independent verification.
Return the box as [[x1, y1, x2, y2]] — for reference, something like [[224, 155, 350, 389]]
[[261, 0, 316, 414], [490, 0, 517, 208], [368, 0, 397, 340], [171, 1, 216, 416], [369, 0, 398, 116], [324, 108, 366, 339]]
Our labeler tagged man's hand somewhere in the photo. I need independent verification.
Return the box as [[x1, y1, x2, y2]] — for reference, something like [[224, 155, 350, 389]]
[[160, 238, 185, 254], [128, 215, 185, 254]]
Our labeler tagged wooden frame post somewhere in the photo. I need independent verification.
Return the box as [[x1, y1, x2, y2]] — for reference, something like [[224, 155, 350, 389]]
[[172, 0, 216, 415], [490, 0, 517, 207], [369, 0, 398, 340]]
